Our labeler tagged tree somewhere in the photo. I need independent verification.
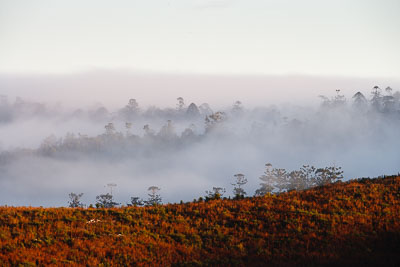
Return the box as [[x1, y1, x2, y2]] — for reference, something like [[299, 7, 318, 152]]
[[121, 99, 140, 120], [352, 92, 368, 110], [143, 124, 155, 137], [186, 103, 200, 117], [104, 122, 116, 135], [371, 85, 382, 110], [273, 168, 288, 193], [205, 187, 226, 200], [232, 173, 247, 199], [255, 163, 276, 196], [299, 165, 316, 188], [385, 86, 393, 96], [128, 197, 144, 207], [95, 193, 119, 208], [313, 165, 343, 186], [382, 87, 395, 112], [176, 97, 185, 111], [157, 120, 177, 139], [145, 186, 162, 206], [232, 101, 243, 114], [333, 89, 346, 107], [318, 95, 331, 107], [205, 111, 226, 132], [319, 90, 346, 108], [68, 193, 84, 208], [199, 103, 213, 115], [286, 170, 308, 191], [181, 124, 195, 138]]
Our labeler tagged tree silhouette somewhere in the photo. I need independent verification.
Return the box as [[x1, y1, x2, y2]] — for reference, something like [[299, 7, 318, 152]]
[[352, 92, 368, 109], [104, 122, 116, 135], [176, 97, 185, 111], [128, 197, 144, 207], [95, 193, 119, 208], [68, 193, 84, 208], [255, 163, 276, 196], [186, 103, 200, 117], [145, 186, 162, 206], [313, 166, 343, 186], [205, 187, 226, 200], [232, 173, 247, 199], [371, 85, 382, 110]]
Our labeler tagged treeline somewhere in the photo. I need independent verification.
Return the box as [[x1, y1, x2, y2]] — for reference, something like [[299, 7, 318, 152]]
[[68, 163, 343, 208], [1, 85, 399, 126], [0, 86, 399, 160], [1, 175, 399, 266], [319, 86, 399, 113]]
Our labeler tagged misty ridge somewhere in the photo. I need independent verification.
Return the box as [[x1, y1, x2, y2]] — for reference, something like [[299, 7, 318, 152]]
[[0, 85, 399, 207]]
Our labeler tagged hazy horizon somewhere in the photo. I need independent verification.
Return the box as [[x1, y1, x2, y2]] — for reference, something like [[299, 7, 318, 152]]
[[1, 70, 399, 109]]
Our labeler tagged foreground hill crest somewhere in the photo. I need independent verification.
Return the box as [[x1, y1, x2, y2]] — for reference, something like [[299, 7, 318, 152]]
[[1, 175, 400, 266]]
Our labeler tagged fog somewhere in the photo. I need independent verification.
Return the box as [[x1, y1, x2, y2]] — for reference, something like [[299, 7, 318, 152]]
[[0, 72, 399, 207]]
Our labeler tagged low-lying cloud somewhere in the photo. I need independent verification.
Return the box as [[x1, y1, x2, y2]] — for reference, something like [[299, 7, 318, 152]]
[[0, 72, 399, 206]]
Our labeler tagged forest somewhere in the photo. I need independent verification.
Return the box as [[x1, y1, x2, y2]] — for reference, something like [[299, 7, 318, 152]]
[[1, 175, 399, 266], [0, 85, 399, 206]]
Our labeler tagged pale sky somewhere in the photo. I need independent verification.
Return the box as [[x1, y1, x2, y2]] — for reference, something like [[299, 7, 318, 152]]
[[0, 0, 399, 77]]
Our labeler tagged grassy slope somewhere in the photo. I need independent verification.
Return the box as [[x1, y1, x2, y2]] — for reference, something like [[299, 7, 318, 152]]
[[1, 176, 400, 266]]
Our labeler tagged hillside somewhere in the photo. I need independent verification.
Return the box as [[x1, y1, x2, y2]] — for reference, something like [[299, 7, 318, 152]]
[[1, 176, 400, 266]]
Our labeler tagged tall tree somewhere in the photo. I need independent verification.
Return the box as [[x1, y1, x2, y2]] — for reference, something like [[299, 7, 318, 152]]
[[352, 92, 368, 109], [232, 173, 247, 199], [255, 163, 276, 196], [176, 97, 186, 111], [371, 85, 382, 110], [145, 186, 162, 206]]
